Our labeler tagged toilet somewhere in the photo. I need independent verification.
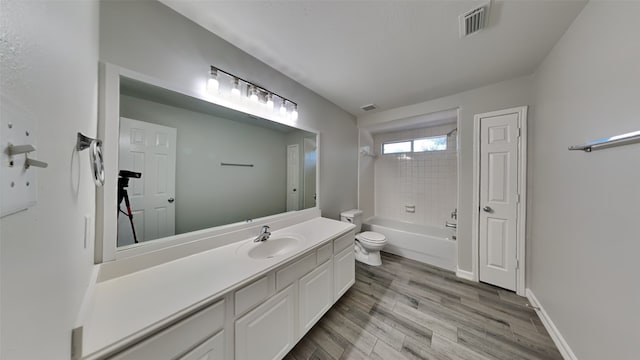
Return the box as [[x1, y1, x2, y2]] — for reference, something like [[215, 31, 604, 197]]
[[340, 209, 387, 266]]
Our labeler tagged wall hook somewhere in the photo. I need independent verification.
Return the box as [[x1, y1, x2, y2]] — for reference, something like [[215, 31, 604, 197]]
[[76, 132, 105, 187]]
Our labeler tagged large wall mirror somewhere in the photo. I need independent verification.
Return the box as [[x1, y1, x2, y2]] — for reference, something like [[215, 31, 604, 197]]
[[98, 65, 318, 257]]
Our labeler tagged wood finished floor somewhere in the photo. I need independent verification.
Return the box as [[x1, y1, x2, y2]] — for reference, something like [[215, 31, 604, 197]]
[[284, 252, 562, 360]]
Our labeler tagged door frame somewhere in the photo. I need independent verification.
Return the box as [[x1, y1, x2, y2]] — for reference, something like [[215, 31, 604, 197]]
[[472, 106, 527, 296]]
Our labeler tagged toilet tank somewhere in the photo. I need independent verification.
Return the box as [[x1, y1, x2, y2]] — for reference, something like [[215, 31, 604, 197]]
[[340, 209, 364, 232]]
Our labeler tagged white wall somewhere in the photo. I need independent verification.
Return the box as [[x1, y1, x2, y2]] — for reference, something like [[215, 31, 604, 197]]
[[373, 124, 457, 227], [120, 95, 288, 236], [0, 1, 99, 358], [528, 2, 640, 359], [358, 75, 533, 272], [358, 130, 375, 220], [100, 0, 358, 220]]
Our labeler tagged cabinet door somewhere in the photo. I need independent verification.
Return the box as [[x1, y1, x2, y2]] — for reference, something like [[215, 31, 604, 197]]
[[333, 246, 355, 299], [235, 285, 296, 360], [179, 330, 224, 360], [299, 259, 333, 334]]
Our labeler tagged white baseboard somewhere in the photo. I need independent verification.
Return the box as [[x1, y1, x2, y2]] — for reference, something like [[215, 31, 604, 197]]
[[526, 289, 578, 360], [455, 268, 474, 281]]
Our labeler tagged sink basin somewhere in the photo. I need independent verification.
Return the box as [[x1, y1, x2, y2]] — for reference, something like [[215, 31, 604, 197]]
[[239, 236, 302, 259]]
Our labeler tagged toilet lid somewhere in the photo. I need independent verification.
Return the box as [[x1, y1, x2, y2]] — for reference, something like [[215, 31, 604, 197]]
[[357, 231, 386, 243]]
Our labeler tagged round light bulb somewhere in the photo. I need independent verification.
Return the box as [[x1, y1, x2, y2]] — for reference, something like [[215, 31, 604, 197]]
[[291, 106, 299, 120], [279, 101, 287, 115], [207, 77, 219, 94], [231, 78, 241, 96], [249, 86, 259, 102], [266, 94, 274, 109], [207, 68, 219, 94]]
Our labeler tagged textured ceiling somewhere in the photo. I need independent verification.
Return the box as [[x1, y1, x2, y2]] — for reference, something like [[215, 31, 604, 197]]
[[161, 0, 587, 115]]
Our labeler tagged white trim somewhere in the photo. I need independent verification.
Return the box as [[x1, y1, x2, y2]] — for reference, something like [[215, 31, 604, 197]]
[[455, 268, 474, 281], [526, 289, 578, 360], [472, 106, 528, 294]]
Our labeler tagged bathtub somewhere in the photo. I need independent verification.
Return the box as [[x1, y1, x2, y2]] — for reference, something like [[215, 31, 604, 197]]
[[363, 217, 457, 271]]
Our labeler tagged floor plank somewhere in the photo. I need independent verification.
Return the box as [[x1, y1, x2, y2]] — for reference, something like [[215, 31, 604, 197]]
[[285, 252, 562, 360]]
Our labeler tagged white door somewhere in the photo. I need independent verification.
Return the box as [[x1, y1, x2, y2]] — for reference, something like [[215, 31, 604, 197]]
[[118, 117, 177, 246], [478, 111, 520, 291], [286, 144, 299, 211], [303, 137, 317, 208]]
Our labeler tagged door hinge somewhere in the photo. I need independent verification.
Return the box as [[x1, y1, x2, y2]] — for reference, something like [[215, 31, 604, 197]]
[[517, 194, 521, 203], [516, 259, 520, 270], [517, 128, 522, 138]]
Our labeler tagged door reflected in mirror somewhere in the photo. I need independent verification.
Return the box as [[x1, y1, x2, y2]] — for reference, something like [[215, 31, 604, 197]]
[[116, 77, 317, 247]]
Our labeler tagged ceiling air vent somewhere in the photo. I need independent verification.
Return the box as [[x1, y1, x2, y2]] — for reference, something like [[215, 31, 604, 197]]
[[459, 1, 491, 38], [361, 104, 377, 111]]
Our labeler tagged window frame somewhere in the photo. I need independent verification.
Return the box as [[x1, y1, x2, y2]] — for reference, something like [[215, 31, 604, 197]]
[[381, 134, 447, 155]]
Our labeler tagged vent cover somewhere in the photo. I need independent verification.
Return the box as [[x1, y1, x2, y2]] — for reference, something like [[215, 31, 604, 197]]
[[361, 104, 377, 111], [460, 1, 491, 38]]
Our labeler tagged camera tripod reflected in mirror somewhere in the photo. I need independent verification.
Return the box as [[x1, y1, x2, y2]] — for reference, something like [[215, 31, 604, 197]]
[[118, 170, 142, 243]]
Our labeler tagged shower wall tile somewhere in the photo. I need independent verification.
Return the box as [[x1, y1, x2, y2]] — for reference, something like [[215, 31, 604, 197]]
[[373, 124, 457, 228]]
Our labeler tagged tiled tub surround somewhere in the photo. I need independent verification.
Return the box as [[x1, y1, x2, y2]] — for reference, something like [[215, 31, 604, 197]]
[[373, 124, 458, 228]]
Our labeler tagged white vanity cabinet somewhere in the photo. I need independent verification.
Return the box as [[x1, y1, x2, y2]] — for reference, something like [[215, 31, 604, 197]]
[[234, 284, 296, 360], [108, 299, 225, 360], [332, 232, 356, 299], [298, 259, 333, 333], [180, 331, 225, 360], [91, 227, 355, 360], [233, 230, 354, 360]]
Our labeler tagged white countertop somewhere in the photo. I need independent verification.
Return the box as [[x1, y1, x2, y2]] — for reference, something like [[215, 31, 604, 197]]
[[81, 216, 355, 358]]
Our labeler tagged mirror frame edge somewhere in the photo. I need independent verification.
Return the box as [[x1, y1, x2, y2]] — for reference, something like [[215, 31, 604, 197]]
[[96, 62, 321, 264]]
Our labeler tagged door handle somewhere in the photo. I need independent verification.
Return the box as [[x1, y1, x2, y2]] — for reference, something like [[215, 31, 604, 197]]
[[483, 206, 492, 213], [293, 188, 297, 192], [168, 197, 175, 203]]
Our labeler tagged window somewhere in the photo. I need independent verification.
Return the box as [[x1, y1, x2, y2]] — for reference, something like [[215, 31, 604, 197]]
[[382, 141, 412, 154], [382, 135, 447, 155], [414, 135, 447, 152]]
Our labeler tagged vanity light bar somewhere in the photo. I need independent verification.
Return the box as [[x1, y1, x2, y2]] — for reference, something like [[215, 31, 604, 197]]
[[208, 65, 298, 112]]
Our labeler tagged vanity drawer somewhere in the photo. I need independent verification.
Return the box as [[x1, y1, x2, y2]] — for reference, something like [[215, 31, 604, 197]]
[[317, 242, 332, 264], [276, 252, 316, 291], [110, 299, 224, 360], [333, 231, 355, 254], [235, 275, 274, 316]]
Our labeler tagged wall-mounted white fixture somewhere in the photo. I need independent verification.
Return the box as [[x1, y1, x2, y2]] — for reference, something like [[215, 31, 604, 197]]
[[206, 65, 298, 120], [1, 96, 46, 217], [76, 132, 104, 187], [405, 204, 416, 213]]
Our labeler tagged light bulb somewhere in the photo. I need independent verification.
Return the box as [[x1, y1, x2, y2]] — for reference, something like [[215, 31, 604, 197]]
[[249, 86, 259, 102], [279, 100, 287, 115], [291, 105, 298, 120], [231, 78, 241, 96], [207, 68, 219, 94], [265, 94, 274, 109]]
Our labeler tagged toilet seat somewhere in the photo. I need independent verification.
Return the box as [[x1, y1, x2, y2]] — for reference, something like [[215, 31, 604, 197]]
[[356, 231, 386, 243]]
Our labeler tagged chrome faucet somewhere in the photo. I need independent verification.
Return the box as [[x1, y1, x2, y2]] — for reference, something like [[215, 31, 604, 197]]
[[254, 225, 271, 242], [450, 208, 457, 220]]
